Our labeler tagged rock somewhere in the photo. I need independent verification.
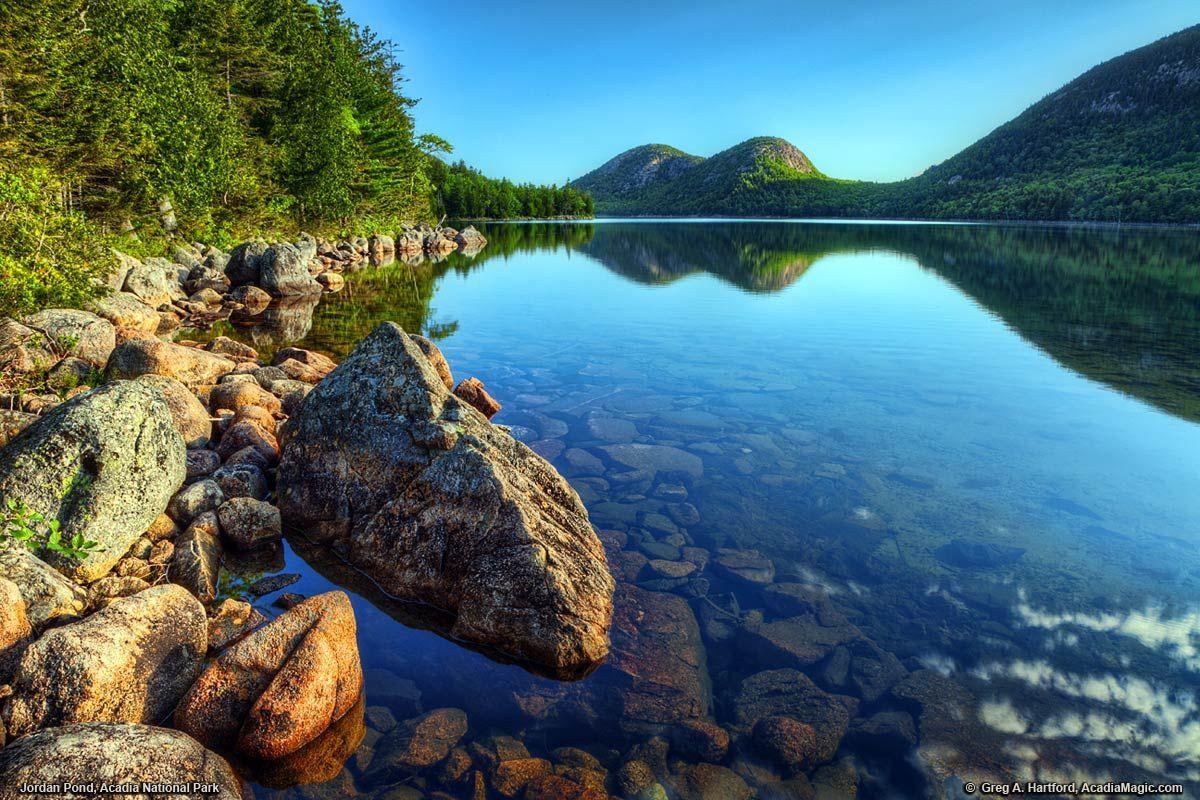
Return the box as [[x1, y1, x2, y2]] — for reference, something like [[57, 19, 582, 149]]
[[251, 694, 366, 789], [185, 264, 231, 295], [260, 243, 323, 296], [0, 723, 243, 800], [171, 513, 223, 603], [603, 584, 711, 730], [273, 346, 337, 379], [190, 287, 224, 306], [0, 409, 37, 447], [122, 255, 185, 307], [671, 719, 730, 763], [847, 710, 917, 754], [86, 292, 160, 333], [713, 548, 775, 585], [733, 669, 853, 766], [601, 444, 703, 479], [207, 598, 266, 651], [411, 334, 453, 391], [216, 420, 279, 463], [229, 284, 272, 313], [186, 448, 222, 479], [317, 271, 345, 291], [134, 374, 213, 448], [44, 356, 95, 393], [210, 380, 282, 415], [564, 448, 605, 476], [368, 234, 395, 264], [454, 225, 487, 249], [205, 335, 259, 361], [1, 585, 206, 737], [227, 240, 269, 286], [525, 774, 608, 800], [493, 757, 553, 797], [22, 308, 116, 367], [217, 497, 281, 549], [365, 708, 468, 781], [213, 463, 269, 500], [107, 338, 236, 387], [754, 716, 820, 773], [672, 764, 753, 800], [175, 591, 362, 759], [453, 377, 502, 419], [0, 381, 185, 582], [168, 479, 225, 524], [86, 575, 151, 606], [0, 577, 33, 680], [246, 572, 300, 597], [587, 415, 638, 443], [741, 615, 860, 671], [0, 547, 87, 628], [0, 318, 57, 374], [278, 322, 614, 674]]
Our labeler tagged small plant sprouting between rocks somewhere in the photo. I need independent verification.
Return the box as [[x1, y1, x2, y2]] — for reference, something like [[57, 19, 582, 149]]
[[1, 497, 102, 561]]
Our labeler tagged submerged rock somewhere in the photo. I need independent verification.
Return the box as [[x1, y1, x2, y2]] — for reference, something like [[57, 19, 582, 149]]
[[175, 591, 362, 759], [364, 707, 469, 783], [0, 723, 243, 800], [2, 585, 207, 737], [0, 380, 186, 582], [277, 322, 613, 674]]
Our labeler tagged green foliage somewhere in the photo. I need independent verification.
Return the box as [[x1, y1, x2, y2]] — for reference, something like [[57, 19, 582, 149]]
[[1, 498, 102, 561], [430, 161, 594, 220], [0, 0, 439, 236], [0, 163, 111, 316]]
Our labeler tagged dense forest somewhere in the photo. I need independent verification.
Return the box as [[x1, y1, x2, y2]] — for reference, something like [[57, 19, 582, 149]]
[[0, 0, 589, 314], [430, 162, 593, 219]]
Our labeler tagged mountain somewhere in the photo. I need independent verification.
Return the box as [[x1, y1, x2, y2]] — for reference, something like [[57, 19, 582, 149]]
[[574, 25, 1200, 223], [574, 136, 826, 216], [571, 144, 702, 202]]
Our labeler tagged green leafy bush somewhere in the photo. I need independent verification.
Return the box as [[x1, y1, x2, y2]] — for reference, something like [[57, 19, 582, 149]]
[[0, 164, 111, 317]]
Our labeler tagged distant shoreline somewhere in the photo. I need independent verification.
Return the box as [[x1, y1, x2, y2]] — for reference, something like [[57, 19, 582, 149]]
[[484, 215, 1200, 230]]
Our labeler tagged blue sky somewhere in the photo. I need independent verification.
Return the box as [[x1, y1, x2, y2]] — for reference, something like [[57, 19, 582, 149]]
[[340, 0, 1198, 185]]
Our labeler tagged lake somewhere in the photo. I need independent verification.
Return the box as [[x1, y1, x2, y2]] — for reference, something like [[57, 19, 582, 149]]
[[198, 220, 1200, 799]]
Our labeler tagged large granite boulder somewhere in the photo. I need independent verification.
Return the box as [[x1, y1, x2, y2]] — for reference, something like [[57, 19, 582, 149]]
[[0, 381, 186, 582], [0, 546, 87, 629], [259, 242, 322, 296], [86, 291, 161, 333], [106, 338, 236, 387], [0, 724, 243, 800], [174, 591, 362, 759], [277, 322, 613, 674], [121, 254, 185, 307], [137, 374, 213, 448], [21, 309, 116, 368], [1, 585, 207, 737]]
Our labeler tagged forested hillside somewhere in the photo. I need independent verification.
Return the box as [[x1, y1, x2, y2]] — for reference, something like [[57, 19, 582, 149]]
[[0, 0, 589, 314], [576, 25, 1200, 223]]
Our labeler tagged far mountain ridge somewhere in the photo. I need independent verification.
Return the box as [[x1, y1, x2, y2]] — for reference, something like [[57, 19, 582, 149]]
[[573, 24, 1200, 223]]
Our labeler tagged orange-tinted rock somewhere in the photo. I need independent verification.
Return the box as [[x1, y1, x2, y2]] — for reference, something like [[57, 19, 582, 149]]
[[174, 591, 362, 759], [453, 377, 502, 419], [412, 335, 453, 391], [524, 773, 609, 800]]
